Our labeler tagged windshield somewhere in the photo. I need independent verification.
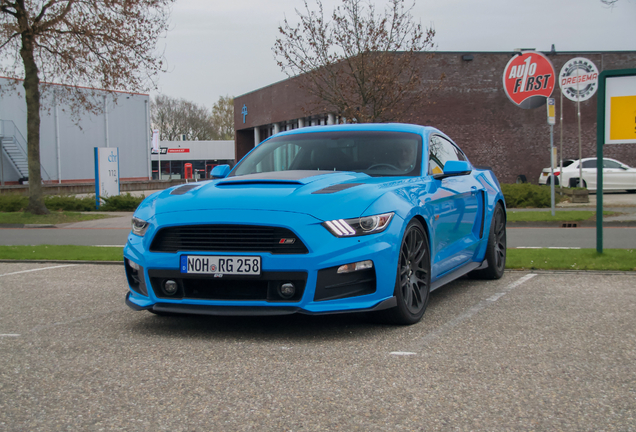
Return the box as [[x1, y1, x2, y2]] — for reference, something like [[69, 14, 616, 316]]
[[231, 131, 423, 178]]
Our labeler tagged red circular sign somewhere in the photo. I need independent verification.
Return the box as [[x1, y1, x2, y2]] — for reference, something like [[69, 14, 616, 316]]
[[503, 51, 555, 109]]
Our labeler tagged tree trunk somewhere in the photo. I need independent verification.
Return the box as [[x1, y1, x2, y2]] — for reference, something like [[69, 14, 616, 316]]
[[20, 32, 49, 214]]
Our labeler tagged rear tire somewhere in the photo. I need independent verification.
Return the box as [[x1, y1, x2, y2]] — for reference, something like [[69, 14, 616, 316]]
[[569, 178, 587, 188], [470, 203, 506, 280], [546, 176, 559, 186], [375, 219, 431, 325]]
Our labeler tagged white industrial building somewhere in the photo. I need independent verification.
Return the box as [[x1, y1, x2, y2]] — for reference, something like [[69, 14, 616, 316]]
[[0, 76, 152, 185], [0, 77, 236, 186]]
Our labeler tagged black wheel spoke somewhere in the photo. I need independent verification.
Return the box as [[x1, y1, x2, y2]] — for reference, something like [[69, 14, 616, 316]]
[[411, 284, 422, 306]]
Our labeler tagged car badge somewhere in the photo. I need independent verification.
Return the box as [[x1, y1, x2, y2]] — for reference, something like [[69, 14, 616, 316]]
[[279, 238, 296, 245]]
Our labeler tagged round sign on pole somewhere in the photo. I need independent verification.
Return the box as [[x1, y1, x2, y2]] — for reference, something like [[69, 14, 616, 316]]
[[503, 51, 556, 109], [559, 57, 599, 102]]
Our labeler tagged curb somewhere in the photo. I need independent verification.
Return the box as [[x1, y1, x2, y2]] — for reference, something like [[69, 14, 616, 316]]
[[0, 224, 56, 228], [508, 221, 636, 228], [0, 259, 123, 265]]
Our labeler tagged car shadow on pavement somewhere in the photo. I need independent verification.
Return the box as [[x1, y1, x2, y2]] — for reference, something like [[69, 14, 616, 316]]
[[121, 277, 478, 343]]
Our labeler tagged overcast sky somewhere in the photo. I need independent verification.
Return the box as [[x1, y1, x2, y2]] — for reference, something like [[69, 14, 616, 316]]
[[152, 0, 636, 108]]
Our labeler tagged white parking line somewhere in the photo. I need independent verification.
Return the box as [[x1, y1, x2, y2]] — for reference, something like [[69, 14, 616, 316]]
[[398, 273, 538, 354], [0, 334, 20, 337], [390, 351, 417, 356], [0, 264, 77, 278]]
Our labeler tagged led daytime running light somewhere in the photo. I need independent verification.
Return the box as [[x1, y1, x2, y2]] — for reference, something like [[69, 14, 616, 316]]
[[323, 212, 394, 237]]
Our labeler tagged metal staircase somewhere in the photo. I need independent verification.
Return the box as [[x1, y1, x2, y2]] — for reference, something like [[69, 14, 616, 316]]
[[1, 120, 51, 183]]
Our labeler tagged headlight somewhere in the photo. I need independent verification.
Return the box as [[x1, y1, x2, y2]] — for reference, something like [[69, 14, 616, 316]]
[[323, 212, 394, 237], [131, 217, 149, 237]]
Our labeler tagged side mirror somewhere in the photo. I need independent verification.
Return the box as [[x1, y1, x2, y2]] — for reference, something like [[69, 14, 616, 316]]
[[211, 164, 231, 179], [433, 160, 472, 180]]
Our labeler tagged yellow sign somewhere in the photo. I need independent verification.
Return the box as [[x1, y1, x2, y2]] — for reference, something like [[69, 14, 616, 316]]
[[546, 97, 555, 125], [609, 95, 636, 141]]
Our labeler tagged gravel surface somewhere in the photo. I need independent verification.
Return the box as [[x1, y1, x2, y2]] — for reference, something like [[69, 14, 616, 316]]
[[1, 264, 634, 431]]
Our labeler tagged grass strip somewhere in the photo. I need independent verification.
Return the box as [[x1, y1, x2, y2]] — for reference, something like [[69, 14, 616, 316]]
[[506, 210, 615, 223], [0, 246, 634, 272], [0, 211, 113, 225], [507, 248, 636, 271], [0, 245, 123, 261]]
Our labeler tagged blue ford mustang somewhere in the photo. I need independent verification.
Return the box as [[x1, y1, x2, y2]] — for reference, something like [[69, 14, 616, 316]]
[[124, 123, 506, 324]]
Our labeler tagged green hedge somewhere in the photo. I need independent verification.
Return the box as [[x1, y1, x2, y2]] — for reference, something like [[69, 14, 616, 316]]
[[1, 184, 566, 212], [501, 183, 566, 208], [0, 193, 144, 212]]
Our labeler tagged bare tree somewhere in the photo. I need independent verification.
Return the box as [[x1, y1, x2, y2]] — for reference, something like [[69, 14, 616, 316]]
[[151, 94, 234, 141], [151, 95, 216, 141], [211, 95, 234, 140], [0, 0, 173, 214], [273, 0, 435, 123]]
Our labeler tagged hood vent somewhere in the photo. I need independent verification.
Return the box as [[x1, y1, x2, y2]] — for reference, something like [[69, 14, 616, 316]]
[[216, 180, 303, 187], [312, 183, 363, 194], [170, 184, 200, 195]]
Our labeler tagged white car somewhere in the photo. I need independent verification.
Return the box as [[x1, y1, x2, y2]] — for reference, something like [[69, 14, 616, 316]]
[[538, 157, 636, 192]]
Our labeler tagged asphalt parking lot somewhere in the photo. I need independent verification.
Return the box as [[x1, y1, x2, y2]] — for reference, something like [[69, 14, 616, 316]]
[[1, 263, 634, 431]]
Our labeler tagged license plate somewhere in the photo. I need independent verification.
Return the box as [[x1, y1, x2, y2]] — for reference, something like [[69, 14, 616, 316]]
[[542, 172, 549, 176], [180, 255, 261, 275]]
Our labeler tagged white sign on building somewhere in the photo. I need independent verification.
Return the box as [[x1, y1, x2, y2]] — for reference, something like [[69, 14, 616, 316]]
[[94, 147, 120, 208]]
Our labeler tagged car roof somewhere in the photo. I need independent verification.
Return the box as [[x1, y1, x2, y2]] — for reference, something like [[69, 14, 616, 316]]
[[270, 123, 438, 139]]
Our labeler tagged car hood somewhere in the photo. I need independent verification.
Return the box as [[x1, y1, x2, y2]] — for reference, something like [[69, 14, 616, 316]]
[[150, 171, 396, 221]]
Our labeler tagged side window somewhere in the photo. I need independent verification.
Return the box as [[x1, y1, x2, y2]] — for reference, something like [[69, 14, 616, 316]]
[[428, 135, 466, 175], [581, 159, 597, 169], [603, 159, 622, 169]]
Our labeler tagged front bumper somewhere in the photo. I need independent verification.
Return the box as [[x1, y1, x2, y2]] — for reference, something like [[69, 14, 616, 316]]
[[124, 209, 403, 315], [125, 292, 397, 316]]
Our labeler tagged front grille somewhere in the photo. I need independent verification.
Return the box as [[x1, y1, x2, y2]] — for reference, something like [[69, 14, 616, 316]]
[[150, 225, 308, 254], [148, 269, 307, 302]]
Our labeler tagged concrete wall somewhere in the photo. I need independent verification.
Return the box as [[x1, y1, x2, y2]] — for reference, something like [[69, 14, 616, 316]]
[[234, 51, 636, 184]]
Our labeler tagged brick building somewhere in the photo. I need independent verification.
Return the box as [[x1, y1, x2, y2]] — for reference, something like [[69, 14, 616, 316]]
[[234, 51, 636, 184]]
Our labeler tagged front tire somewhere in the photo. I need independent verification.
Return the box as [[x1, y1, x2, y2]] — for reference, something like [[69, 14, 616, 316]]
[[377, 219, 431, 325], [471, 203, 506, 279]]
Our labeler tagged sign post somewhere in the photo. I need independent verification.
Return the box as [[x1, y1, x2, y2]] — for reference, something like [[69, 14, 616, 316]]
[[547, 98, 556, 216], [152, 129, 160, 180], [559, 58, 599, 188], [94, 147, 120, 209], [596, 69, 636, 253]]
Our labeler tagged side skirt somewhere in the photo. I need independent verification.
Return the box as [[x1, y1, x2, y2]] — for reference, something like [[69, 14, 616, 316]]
[[430, 261, 481, 292]]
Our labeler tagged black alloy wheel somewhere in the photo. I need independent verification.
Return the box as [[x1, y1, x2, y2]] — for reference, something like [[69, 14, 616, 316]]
[[470, 203, 506, 279], [378, 219, 431, 325]]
